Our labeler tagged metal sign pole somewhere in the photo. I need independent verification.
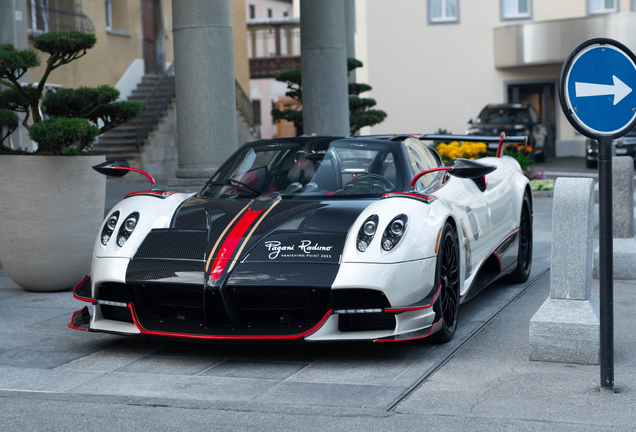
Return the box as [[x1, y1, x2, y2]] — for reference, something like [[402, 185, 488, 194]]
[[557, 37, 636, 390], [598, 137, 614, 388]]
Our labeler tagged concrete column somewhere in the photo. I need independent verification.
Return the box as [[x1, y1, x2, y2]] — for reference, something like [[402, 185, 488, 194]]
[[344, 0, 356, 83], [0, 0, 30, 151], [530, 178, 600, 364], [593, 156, 636, 279], [300, 0, 350, 136], [169, 0, 237, 191], [611, 156, 634, 238]]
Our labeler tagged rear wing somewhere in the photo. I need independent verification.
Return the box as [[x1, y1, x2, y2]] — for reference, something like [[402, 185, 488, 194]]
[[363, 133, 527, 158]]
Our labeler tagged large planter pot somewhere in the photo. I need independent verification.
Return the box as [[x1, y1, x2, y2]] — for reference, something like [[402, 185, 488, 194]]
[[0, 155, 106, 292]]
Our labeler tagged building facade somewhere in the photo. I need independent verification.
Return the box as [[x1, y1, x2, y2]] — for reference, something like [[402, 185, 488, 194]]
[[355, 0, 636, 157], [246, 0, 298, 139]]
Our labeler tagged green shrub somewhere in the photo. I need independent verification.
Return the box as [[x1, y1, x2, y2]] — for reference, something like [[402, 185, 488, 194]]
[[34, 31, 96, 59], [0, 30, 145, 155], [29, 117, 99, 155], [0, 109, 20, 151], [43, 86, 119, 118], [89, 101, 146, 133], [0, 45, 40, 82]]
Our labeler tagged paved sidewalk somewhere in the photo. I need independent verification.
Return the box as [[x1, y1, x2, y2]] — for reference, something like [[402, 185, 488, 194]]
[[0, 189, 634, 430], [396, 272, 636, 430]]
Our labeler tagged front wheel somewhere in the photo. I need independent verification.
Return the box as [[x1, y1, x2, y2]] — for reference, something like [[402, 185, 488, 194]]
[[506, 193, 533, 283], [429, 222, 460, 343]]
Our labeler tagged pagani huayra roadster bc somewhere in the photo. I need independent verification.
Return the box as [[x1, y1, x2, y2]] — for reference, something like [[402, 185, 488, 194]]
[[69, 133, 532, 343]]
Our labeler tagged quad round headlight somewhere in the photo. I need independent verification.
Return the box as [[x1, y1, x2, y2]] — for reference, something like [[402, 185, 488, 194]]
[[357, 215, 379, 253], [390, 219, 404, 236], [116, 212, 140, 248], [107, 216, 118, 230], [124, 217, 137, 232], [101, 211, 120, 246], [381, 214, 408, 252], [363, 220, 376, 236]]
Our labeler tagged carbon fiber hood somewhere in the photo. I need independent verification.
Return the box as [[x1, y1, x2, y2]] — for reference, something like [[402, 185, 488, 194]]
[[125, 195, 374, 286], [172, 194, 372, 258]]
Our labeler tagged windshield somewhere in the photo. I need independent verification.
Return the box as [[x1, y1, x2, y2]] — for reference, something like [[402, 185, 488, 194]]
[[199, 137, 403, 199], [477, 107, 530, 124]]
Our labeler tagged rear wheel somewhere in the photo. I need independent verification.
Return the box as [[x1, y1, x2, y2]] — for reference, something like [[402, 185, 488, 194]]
[[506, 193, 533, 283], [429, 222, 460, 343]]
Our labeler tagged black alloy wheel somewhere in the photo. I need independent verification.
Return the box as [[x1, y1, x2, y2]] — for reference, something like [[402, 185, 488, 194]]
[[506, 193, 533, 283], [430, 222, 460, 343]]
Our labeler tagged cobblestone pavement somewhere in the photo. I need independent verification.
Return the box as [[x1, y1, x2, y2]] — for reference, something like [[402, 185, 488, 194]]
[[2, 194, 634, 431]]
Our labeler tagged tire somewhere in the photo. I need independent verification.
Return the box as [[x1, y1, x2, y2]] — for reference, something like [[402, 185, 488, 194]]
[[429, 222, 460, 343], [586, 159, 598, 169], [506, 193, 533, 283]]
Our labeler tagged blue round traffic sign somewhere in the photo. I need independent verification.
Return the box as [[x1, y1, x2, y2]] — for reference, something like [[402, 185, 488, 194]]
[[561, 40, 636, 138]]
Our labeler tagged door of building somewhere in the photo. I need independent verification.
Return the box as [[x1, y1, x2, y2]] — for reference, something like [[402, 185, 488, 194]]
[[142, 0, 157, 75], [508, 83, 556, 158]]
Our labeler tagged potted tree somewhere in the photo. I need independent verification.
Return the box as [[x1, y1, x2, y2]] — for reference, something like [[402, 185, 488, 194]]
[[0, 31, 145, 292]]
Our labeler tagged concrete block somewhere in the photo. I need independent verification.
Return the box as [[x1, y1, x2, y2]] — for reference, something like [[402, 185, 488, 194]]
[[612, 156, 634, 238], [529, 295, 600, 365], [593, 236, 636, 279], [550, 178, 595, 300]]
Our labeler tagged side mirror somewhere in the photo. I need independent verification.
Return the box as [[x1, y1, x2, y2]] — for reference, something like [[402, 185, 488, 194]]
[[92, 159, 131, 177], [468, 119, 473, 124], [93, 159, 156, 189], [446, 158, 497, 179]]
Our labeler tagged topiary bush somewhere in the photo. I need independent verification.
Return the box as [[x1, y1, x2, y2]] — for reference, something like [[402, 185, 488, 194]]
[[29, 118, 99, 155], [0, 31, 144, 155], [271, 58, 387, 135]]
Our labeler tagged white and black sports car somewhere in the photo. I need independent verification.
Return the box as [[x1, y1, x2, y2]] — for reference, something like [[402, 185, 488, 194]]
[[69, 133, 532, 343]]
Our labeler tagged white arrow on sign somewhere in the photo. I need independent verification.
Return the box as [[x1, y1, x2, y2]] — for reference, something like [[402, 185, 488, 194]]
[[575, 75, 632, 105]]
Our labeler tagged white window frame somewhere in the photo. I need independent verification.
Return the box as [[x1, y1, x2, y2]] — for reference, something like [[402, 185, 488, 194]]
[[29, 0, 49, 36], [105, 0, 113, 30], [501, 0, 532, 21], [427, 0, 459, 25], [589, 0, 618, 14]]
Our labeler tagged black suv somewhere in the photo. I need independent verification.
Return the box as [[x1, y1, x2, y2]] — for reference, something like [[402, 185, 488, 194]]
[[586, 127, 636, 168], [466, 104, 548, 161]]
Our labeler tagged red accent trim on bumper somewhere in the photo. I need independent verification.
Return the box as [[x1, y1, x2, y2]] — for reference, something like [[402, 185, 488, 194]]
[[385, 284, 441, 312], [68, 306, 91, 331], [375, 318, 443, 342], [128, 304, 334, 340], [72, 275, 95, 303]]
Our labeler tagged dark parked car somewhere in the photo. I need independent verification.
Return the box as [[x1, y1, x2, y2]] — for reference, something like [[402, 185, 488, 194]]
[[586, 127, 636, 168], [466, 104, 548, 161]]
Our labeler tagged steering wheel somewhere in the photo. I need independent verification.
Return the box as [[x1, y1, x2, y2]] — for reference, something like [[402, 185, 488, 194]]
[[351, 173, 395, 189]]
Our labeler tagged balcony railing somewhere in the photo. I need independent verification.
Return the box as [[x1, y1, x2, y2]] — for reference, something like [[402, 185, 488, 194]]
[[247, 18, 301, 79], [494, 12, 636, 68], [27, 0, 94, 37]]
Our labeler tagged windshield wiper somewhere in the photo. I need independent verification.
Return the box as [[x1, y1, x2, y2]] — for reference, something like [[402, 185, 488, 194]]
[[226, 178, 264, 195], [206, 179, 264, 195]]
